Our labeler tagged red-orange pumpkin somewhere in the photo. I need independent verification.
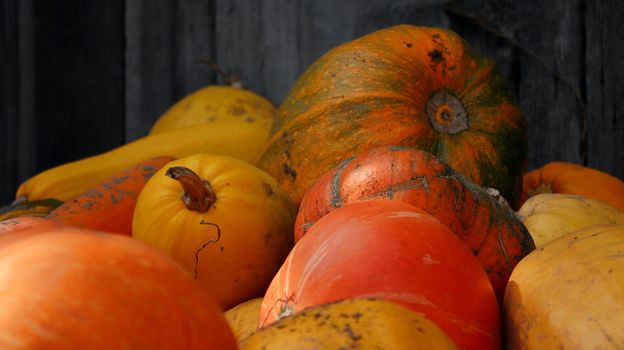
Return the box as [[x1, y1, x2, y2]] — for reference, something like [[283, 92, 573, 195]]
[[261, 199, 501, 350], [0, 229, 236, 349], [295, 146, 534, 302], [260, 25, 527, 207]]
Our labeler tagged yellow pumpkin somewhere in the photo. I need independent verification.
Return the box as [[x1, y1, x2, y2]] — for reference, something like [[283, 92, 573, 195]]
[[518, 193, 624, 248], [241, 298, 459, 349], [150, 86, 276, 135], [504, 224, 624, 349], [224, 298, 263, 342], [132, 154, 296, 310]]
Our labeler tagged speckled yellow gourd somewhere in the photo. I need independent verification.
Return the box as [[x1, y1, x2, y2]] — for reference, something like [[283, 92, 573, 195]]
[[149, 86, 276, 135], [241, 298, 459, 349]]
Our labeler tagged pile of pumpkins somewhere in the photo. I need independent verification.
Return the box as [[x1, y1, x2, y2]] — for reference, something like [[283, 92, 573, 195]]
[[1, 25, 623, 349]]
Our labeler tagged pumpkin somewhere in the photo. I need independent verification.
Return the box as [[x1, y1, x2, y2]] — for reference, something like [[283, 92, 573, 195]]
[[259, 24, 527, 207], [150, 86, 276, 134], [504, 224, 624, 349], [520, 161, 624, 211], [132, 154, 296, 310], [517, 193, 624, 248], [46, 156, 174, 235], [0, 216, 63, 235], [0, 229, 236, 349], [261, 199, 501, 350], [17, 119, 272, 202], [296, 146, 533, 301], [224, 298, 263, 342], [243, 298, 459, 349]]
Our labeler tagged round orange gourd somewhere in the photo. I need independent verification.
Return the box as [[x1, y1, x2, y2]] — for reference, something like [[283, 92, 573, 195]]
[[0, 229, 236, 349], [520, 161, 624, 211], [260, 25, 527, 207], [132, 154, 296, 310], [261, 199, 501, 350]]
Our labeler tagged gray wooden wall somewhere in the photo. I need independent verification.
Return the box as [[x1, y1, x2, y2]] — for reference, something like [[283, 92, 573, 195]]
[[1, 0, 623, 204]]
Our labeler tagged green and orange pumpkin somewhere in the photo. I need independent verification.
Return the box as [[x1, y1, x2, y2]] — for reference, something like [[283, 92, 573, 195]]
[[259, 25, 527, 207]]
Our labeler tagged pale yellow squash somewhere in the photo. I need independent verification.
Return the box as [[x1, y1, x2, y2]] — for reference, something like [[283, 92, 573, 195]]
[[241, 298, 459, 349], [504, 224, 624, 349], [517, 193, 624, 248], [224, 298, 263, 342]]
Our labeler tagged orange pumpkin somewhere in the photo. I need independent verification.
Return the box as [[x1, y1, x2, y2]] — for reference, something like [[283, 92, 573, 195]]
[[296, 146, 533, 302], [261, 199, 501, 350], [47, 156, 174, 235], [0, 229, 236, 349], [132, 154, 296, 310], [520, 161, 624, 211], [259, 25, 527, 207]]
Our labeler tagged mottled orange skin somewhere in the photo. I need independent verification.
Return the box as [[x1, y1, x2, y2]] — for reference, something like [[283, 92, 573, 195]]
[[47, 156, 175, 235], [295, 146, 534, 302], [0, 229, 237, 350], [520, 162, 624, 211], [260, 25, 527, 207]]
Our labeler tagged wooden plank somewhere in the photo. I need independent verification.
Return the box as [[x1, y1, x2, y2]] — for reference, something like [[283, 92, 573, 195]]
[[586, 0, 624, 179], [31, 0, 125, 173], [447, 0, 585, 173], [125, 0, 217, 141], [0, 0, 19, 203]]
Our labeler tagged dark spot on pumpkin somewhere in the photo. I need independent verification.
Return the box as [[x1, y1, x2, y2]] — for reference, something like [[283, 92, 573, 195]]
[[314, 312, 323, 319], [228, 105, 246, 116], [220, 246, 224, 252], [432, 33, 440, 39], [343, 324, 361, 341], [276, 324, 286, 329], [417, 327, 425, 333], [609, 269, 613, 274], [403, 41, 413, 48], [244, 117, 255, 123], [185, 102, 193, 110], [263, 182, 275, 197], [264, 231, 273, 245], [352, 312, 362, 319], [206, 115, 216, 122], [428, 49, 443, 63], [283, 163, 297, 180]]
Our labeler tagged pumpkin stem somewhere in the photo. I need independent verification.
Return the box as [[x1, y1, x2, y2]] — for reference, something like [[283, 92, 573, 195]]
[[527, 182, 553, 197], [426, 90, 468, 134], [198, 58, 244, 89], [166, 167, 216, 213]]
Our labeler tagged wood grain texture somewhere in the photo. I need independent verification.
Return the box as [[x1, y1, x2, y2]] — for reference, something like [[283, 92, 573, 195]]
[[1, 0, 623, 204], [0, 0, 19, 203], [586, 0, 624, 179]]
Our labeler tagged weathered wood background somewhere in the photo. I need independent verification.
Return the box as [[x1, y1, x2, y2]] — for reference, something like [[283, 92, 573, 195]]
[[1, 0, 623, 204]]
